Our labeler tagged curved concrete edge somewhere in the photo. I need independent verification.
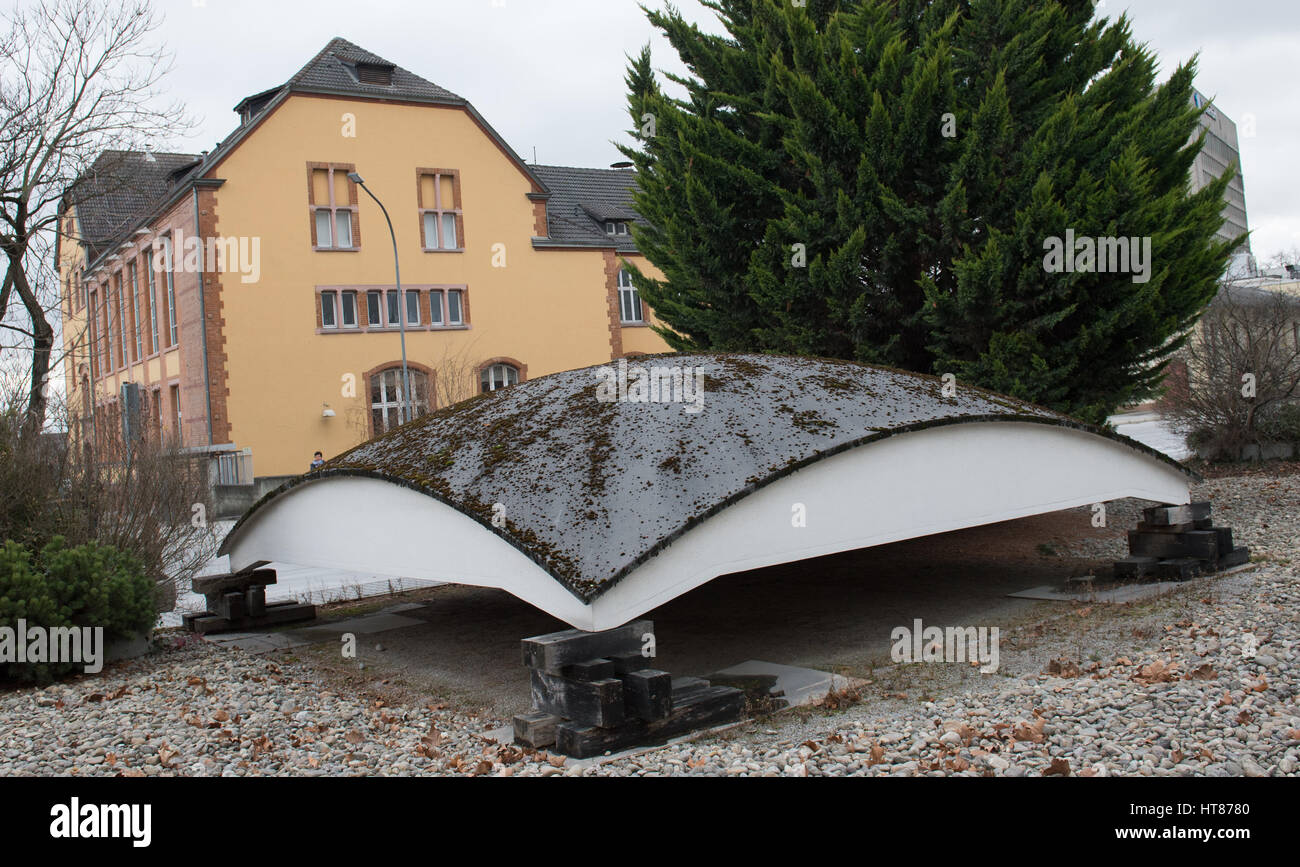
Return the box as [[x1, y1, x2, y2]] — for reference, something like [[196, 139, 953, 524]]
[[222, 421, 1190, 632]]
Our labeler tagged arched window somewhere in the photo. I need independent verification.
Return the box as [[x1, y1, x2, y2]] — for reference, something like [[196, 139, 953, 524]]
[[480, 363, 520, 393], [370, 367, 429, 434]]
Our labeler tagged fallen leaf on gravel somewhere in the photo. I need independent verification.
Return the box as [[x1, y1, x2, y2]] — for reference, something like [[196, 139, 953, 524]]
[[1247, 678, 1268, 692], [473, 760, 493, 776], [1236, 710, 1254, 725], [1187, 664, 1215, 680], [547, 754, 566, 768], [868, 742, 884, 765], [158, 746, 177, 766], [85, 693, 104, 703], [1115, 657, 1132, 666], [307, 756, 319, 768], [1013, 719, 1046, 744], [345, 730, 363, 745], [1285, 730, 1300, 741], [1044, 758, 1071, 776], [1134, 660, 1179, 684], [1047, 658, 1081, 677]]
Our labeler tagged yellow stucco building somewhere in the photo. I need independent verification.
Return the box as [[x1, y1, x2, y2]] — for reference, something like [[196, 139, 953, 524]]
[[58, 38, 670, 489]]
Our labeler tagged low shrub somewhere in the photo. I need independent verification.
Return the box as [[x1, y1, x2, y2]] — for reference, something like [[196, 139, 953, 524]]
[[0, 537, 154, 683]]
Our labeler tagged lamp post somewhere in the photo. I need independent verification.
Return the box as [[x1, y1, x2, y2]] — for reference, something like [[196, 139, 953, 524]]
[[347, 171, 412, 426]]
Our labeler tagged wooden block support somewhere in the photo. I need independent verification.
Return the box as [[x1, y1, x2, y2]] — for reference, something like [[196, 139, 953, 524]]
[[1142, 502, 1211, 526], [186, 600, 317, 634], [1114, 556, 1159, 580], [521, 620, 654, 674], [192, 568, 277, 596], [561, 658, 616, 682], [1216, 547, 1250, 570], [1128, 530, 1220, 561], [530, 670, 625, 728], [609, 651, 653, 676], [554, 684, 744, 759], [622, 669, 673, 721], [1156, 558, 1204, 581], [513, 711, 561, 749]]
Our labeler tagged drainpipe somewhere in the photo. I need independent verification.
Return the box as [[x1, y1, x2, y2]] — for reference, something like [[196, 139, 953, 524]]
[[192, 187, 215, 447]]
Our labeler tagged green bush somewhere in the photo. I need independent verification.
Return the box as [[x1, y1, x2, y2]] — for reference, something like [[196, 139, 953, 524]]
[[0, 537, 154, 683]]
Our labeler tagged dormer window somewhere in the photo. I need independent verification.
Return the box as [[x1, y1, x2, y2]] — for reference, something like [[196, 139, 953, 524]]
[[605, 220, 630, 236], [356, 63, 394, 86]]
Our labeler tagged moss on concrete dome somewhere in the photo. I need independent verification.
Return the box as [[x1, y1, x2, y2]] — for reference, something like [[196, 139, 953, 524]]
[[227, 353, 1189, 602]]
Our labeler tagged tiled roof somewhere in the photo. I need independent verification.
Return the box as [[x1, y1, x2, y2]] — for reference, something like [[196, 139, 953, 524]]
[[531, 164, 641, 251], [235, 36, 464, 114], [68, 150, 201, 260], [69, 39, 643, 268]]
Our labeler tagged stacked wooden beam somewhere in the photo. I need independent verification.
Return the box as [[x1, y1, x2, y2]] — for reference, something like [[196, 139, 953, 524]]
[[181, 568, 317, 633], [513, 619, 744, 759], [1114, 501, 1249, 581]]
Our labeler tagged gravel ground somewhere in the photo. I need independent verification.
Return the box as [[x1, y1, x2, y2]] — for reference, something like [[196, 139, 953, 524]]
[[1, 471, 1296, 777]]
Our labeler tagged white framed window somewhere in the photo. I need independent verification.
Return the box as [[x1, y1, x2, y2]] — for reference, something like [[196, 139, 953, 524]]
[[618, 268, 643, 324], [480, 363, 519, 393], [418, 170, 462, 251], [148, 263, 160, 352], [429, 288, 466, 327], [606, 220, 630, 236], [369, 367, 429, 434], [129, 262, 142, 362], [366, 290, 382, 327], [386, 289, 400, 326], [447, 289, 463, 325], [406, 290, 420, 325], [340, 290, 358, 328], [164, 236, 178, 346], [315, 207, 353, 249], [321, 291, 338, 328], [309, 165, 357, 250]]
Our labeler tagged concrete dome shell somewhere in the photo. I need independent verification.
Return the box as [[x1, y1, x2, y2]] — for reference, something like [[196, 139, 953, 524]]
[[219, 353, 1194, 630]]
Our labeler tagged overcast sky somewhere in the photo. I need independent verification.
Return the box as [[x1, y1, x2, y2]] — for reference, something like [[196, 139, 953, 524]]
[[144, 0, 1299, 259]]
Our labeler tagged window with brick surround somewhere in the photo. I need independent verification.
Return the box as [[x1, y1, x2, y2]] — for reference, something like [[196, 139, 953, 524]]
[[369, 367, 429, 434], [89, 289, 99, 379], [480, 363, 519, 393], [429, 288, 465, 326], [318, 286, 466, 332], [148, 262, 160, 353], [340, 290, 358, 328], [129, 261, 142, 362], [618, 268, 643, 324], [417, 169, 462, 251], [321, 291, 338, 329], [308, 164, 358, 250], [163, 236, 178, 347]]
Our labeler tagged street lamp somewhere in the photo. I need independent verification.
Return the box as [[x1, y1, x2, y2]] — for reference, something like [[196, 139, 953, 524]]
[[347, 171, 412, 426]]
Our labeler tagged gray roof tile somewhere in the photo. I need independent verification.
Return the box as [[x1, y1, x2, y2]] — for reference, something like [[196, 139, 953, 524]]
[[532, 164, 641, 251]]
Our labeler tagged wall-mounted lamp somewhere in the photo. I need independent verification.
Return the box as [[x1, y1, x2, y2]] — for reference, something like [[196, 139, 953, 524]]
[[322, 403, 336, 418]]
